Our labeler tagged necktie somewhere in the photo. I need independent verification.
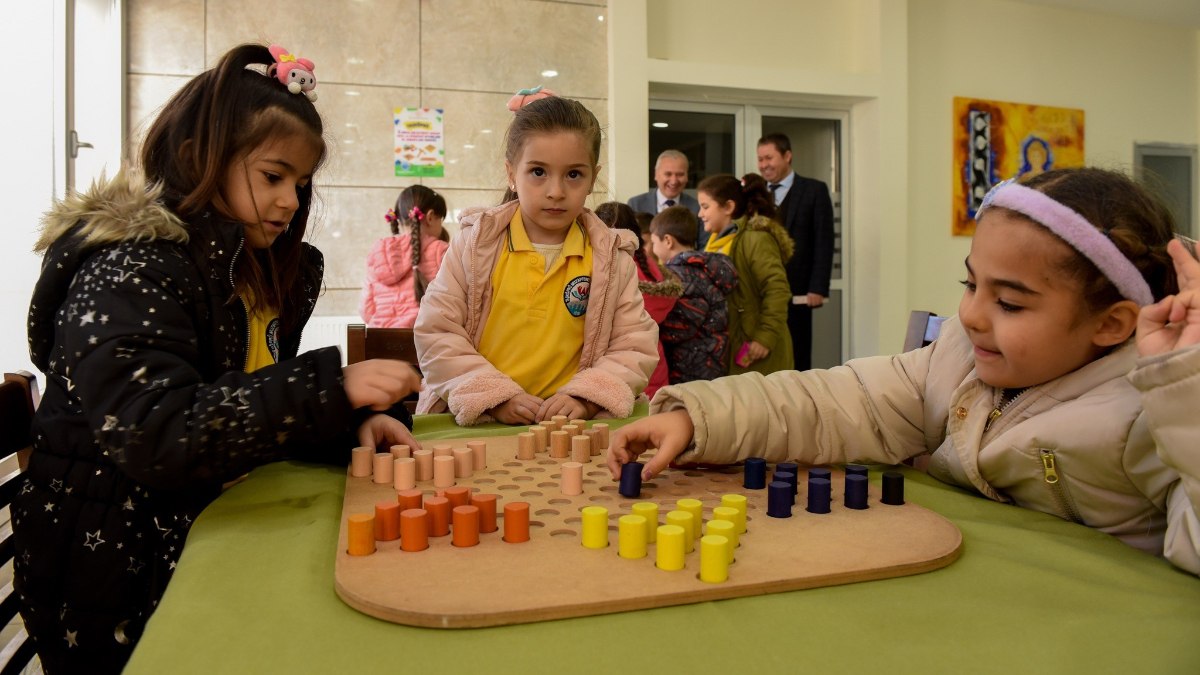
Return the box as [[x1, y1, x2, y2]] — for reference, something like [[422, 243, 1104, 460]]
[[769, 184, 782, 204], [663, 199, 675, 209]]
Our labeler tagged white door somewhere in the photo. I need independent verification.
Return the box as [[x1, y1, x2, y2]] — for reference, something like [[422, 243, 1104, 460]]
[[62, 0, 125, 195]]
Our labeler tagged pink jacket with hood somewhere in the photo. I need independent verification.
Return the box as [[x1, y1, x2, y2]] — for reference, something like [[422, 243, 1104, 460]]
[[360, 232, 449, 329], [414, 201, 659, 425]]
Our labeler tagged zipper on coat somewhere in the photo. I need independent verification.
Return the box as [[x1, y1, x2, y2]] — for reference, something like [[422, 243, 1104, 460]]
[[1039, 449, 1082, 523], [984, 387, 1026, 432], [227, 237, 251, 372]]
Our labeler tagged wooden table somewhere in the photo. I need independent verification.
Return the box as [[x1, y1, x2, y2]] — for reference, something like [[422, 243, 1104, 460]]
[[125, 413, 1200, 674]]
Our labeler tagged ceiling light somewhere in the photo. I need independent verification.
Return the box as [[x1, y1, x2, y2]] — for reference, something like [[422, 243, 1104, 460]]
[[541, 69, 558, 78], [652, 122, 669, 128]]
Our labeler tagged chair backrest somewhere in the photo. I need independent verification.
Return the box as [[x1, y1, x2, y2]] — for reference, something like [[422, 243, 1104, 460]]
[[902, 311, 946, 352], [346, 325, 420, 413], [0, 371, 38, 673]]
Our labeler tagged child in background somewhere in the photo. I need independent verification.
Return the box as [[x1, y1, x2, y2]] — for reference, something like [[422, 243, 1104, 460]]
[[360, 185, 450, 328], [15, 44, 421, 672], [700, 173, 794, 375], [634, 210, 659, 266], [414, 91, 658, 425], [651, 205, 738, 383], [1131, 236, 1200, 572], [609, 168, 1200, 576], [595, 201, 682, 398]]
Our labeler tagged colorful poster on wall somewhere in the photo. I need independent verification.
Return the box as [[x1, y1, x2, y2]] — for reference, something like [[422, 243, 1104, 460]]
[[952, 97, 1084, 236], [394, 107, 444, 177]]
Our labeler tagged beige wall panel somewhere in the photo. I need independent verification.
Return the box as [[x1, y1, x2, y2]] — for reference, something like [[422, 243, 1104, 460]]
[[422, 0, 607, 99], [206, 0, 421, 87], [126, 74, 192, 158], [317, 83, 422, 188], [128, 0, 205, 75]]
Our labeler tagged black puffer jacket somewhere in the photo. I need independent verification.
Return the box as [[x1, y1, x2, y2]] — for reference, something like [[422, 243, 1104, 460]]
[[13, 171, 401, 673]]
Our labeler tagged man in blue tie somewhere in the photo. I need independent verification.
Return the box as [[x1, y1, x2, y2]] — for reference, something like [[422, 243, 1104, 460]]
[[757, 133, 834, 371], [627, 149, 706, 249]]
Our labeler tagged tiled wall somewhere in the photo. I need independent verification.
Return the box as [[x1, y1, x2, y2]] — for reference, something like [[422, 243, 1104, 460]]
[[128, 0, 609, 315]]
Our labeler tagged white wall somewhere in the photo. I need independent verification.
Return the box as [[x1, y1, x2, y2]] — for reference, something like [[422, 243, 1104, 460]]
[[0, 5, 56, 378], [907, 0, 1200, 316]]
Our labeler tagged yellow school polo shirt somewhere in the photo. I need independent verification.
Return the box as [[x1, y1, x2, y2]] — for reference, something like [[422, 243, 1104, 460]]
[[478, 210, 593, 399], [241, 294, 281, 373]]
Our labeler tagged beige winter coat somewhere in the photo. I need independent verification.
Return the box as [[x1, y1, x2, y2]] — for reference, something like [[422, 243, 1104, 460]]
[[415, 201, 659, 425], [1130, 343, 1200, 574], [653, 316, 1197, 571]]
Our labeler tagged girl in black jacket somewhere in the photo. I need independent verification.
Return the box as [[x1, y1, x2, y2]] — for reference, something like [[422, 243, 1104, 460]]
[[15, 43, 420, 674]]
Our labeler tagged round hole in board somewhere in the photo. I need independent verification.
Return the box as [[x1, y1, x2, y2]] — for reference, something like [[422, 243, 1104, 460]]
[[684, 471, 704, 477], [582, 479, 596, 485], [520, 491, 543, 498], [537, 459, 558, 466], [588, 495, 613, 503], [499, 484, 519, 491], [565, 516, 582, 524], [586, 471, 607, 478], [529, 521, 545, 529], [598, 486, 617, 493], [503, 462, 522, 467], [535, 509, 559, 516], [550, 529, 576, 538], [538, 482, 556, 488], [643, 482, 659, 490], [526, 467, 546, 473], [490, 470, 509, 476], [550, 474, 562, 480], [475, 478, 496, 484], [513, 475, 533, 482], [607, 525, 619, 532], [674, 480, 693, 487], [710, 476, 728, 483], [667, 488, 689, 496], [549, 498, 571, 505]]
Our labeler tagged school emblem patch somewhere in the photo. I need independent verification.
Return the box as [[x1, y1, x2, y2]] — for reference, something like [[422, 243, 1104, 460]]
[[563, 276, 590, 317], [266, 318, 281, 363]]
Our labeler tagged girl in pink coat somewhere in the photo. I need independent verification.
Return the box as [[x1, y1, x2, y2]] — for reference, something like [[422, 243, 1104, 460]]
[[360, 185, 450, 328]]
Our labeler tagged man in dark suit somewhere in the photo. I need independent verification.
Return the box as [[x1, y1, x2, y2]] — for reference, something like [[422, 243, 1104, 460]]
[[757, 133, 834, 371], [627, 149, 706, 249]]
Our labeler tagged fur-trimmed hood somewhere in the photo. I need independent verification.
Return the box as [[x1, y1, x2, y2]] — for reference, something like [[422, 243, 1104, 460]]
[[36, 169, 187, 253], [741, 214, 795, 263], [638, 263, 683, 298]]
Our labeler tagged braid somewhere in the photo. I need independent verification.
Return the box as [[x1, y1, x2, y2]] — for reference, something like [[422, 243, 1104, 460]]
[[409, 219, 427, 301]]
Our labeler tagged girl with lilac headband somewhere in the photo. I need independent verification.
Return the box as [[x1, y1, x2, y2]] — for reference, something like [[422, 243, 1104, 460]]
[[608, 167, 1200, 576]]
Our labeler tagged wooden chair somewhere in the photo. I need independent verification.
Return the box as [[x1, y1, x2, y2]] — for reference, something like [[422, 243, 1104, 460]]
[[0, 371, 39, 674], [346, 325, 421, 413], [903, 311, 946, 352]]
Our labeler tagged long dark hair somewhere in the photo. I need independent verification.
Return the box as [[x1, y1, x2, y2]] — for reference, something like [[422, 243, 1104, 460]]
[[140, 43, 327, 331], [391, 185, 448, 302], [696, 173, 777, 221], [594, 201, 653, 278]]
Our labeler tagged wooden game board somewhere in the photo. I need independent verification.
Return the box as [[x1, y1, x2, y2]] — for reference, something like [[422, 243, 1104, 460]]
[[334, 434, 962, 628]]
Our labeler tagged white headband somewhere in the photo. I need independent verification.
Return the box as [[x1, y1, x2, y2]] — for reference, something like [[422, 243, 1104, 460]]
[[977, 180, 1154, 306]]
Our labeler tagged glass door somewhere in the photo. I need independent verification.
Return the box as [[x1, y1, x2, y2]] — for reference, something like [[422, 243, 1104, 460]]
[[757, 110, 847, 369], [651, 100, 850, 368], [646, 102, 743, 200]]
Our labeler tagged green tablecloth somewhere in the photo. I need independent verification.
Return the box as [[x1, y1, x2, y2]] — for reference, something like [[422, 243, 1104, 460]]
[[126, 412, 1200, 674]]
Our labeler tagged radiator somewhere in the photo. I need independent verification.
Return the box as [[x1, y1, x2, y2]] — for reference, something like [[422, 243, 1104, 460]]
[[298, 315, 359, 365]]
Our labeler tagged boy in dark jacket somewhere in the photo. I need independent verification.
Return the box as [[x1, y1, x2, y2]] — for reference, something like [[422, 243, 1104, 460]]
[[650, 207, 738, 383]]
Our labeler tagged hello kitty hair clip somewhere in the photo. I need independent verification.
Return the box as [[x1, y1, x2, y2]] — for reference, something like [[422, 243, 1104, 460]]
[[245, 44, 318, 102]]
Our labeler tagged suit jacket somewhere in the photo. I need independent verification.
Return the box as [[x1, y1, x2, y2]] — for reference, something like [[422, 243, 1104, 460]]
[[627, 190, 705, 247], [776, 175, 834, 297]]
